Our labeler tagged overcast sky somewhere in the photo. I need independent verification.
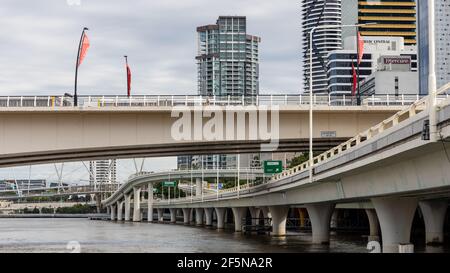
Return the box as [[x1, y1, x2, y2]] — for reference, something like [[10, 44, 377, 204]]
[[0, 0, 300, 184], [0, 0, 300, 96]]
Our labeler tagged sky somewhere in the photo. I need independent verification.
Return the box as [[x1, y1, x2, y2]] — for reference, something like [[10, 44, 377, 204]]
[[0, 0, 301, 184]]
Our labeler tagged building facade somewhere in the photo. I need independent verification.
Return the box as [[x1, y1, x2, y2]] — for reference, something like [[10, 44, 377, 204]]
[[302, 0, 343, 94], [418, 0, 450, 95], [197, 16, 260, 98], [327, 36, 417, 95], [89, 160, 117, 186], [358, 0, 417, 46]]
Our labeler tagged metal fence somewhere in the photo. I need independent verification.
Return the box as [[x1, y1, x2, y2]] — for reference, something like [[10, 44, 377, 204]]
[[1, 94, 444, 108]]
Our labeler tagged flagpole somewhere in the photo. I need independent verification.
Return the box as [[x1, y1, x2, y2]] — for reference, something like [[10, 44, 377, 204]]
[[356, 26, 361, 106], [124, 55, 129, 97], [74, 27, 88, 107]]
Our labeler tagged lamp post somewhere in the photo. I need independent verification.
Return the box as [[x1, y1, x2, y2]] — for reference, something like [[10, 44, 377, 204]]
[[427, 0, 438, 142], [308, 23, 376, 183]]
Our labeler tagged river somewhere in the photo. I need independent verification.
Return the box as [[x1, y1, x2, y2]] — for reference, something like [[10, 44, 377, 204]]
[[0, 218, 447, 253]]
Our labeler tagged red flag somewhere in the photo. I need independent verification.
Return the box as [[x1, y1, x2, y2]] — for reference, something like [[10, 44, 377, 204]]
[[352, 61, 357, 96], [78, 33, 90, 67], [126, 63, 132, 97], [357, 32, 364, 65]]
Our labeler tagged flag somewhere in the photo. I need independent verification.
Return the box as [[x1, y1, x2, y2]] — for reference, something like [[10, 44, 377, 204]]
[[352, 61, 357, 96], [126, 63, 132, 97], [357, 32, 364, 65], [78, 33, 90, 67]]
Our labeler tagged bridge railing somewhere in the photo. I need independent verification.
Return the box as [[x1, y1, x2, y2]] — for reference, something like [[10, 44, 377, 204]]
[[0, 94, 442, 108], [271, 83, 450, 182]]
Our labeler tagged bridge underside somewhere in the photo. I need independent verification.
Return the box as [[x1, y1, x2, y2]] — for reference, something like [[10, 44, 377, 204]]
[[0, 138, 348, 167]]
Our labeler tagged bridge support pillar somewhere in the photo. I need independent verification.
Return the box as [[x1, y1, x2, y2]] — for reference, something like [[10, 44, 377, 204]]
[[117, 201, 124, 221], [133, 187, 142, 222], [182, 208, 191, 225], [170, 208, 177, 223], [124, 193, 132, 221], [110, 205, 116, 221], [249, 207, 260, 226], [196, 178, 202, 197], [305, 203, 335, 244], [215, 208, 226, 229], [204, 208, 214, 226], [365, 209, 380, 242], [148, 183, 154, 222], [420, 200, 448, 245], [231, 207, 247, 232], [195, 208, 204, 226], [157, 209, 164, 222], [268, 206, 290, 236], [372, 197, 418, 253]]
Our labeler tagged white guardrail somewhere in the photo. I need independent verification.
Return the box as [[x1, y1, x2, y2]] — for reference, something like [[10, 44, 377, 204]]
[[271, 83, 450, 181], [0, 94, 446, 108]]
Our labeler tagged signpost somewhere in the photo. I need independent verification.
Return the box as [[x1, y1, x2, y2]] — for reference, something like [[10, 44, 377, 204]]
[[162, 181, 177, 204], [264, 161, 283, 174], [162, 181, 177, 187]]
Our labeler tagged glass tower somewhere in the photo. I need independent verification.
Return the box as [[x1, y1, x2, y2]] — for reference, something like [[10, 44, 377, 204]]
[[301, 0, 343, 94], [197, 16, 260, 98], [418, 0, 450, 95]]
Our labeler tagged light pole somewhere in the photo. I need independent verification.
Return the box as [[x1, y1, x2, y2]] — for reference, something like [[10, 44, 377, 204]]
[[427, 0, 438, 142], [308, 23, 376, 183]]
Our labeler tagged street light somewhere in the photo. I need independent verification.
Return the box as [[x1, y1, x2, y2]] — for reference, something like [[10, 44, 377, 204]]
[[427, 0, 438, 142], [307, 23, 376, 183]]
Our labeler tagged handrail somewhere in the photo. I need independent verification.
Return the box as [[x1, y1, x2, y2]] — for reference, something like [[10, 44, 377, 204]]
[[0, 94, 434, 108]]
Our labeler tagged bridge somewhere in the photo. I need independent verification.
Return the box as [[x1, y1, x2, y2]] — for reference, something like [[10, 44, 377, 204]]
[[103, 84, 450, 253], [0, 94, 422, 167], [0, 184, 118, 201]]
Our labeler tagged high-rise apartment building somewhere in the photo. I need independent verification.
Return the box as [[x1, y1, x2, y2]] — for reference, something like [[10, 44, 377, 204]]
[[197, 16, 260, 98], [418, 0, 450, 95], [301, 0, 343, 94], [358, 0, 417, 46], [89, 160, 117, 186]]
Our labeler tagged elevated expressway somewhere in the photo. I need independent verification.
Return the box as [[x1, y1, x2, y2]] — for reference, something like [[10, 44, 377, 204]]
[[0, 94, 415, 167], [104, 85, 450, 253]]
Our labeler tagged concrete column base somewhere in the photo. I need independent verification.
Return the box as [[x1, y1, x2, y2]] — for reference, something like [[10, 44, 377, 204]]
[[372, 197, 418, 253], [157, 208, 164, 222], [232, 207, 247, 232], [117, 201, 124, 221], [215, 208, 226, 229], [305, 203, 335, 244], [132, 187, 142, 222], [204, 208, 214, 226], [148, 206, 154, 222], [195, 208, 204, 226], [420, 200, 448, 245], [365, 209, 380, 242], [124, 194, 131, 221], [268, 206, 289, 236], [110, 205, 116, 221], [169, 208, 177, 223], [182, 208, 191, 225]]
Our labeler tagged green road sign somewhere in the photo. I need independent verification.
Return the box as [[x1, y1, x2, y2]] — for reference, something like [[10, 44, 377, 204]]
[[162, 181, 177, 187], [153, 188, 159, 193], [264, 160, 283, 174]]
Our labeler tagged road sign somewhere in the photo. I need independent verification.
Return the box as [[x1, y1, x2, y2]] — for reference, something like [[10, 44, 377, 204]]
[[264, 161, 283, 174], [162, 181, 177, 187], [153, 188, 159, 193]]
